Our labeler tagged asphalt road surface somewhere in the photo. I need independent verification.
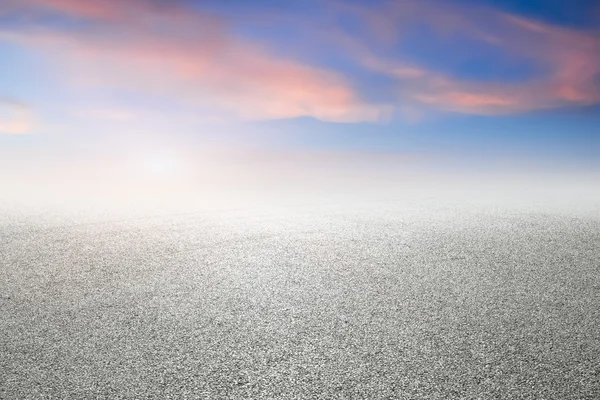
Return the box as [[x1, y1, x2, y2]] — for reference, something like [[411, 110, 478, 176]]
[[1, 201, 599, 399]]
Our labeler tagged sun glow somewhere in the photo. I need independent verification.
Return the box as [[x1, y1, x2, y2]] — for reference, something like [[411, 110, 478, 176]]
[[130, 151, 186, 180]]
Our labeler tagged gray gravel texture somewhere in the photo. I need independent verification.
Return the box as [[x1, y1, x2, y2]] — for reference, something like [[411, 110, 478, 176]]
[[1, 202, 599, 399]]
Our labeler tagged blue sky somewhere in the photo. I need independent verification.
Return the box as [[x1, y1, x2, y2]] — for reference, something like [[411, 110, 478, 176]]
[[0, 0, 599, 191]]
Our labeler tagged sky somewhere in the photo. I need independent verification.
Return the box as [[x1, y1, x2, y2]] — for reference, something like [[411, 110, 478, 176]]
[[0, 0, 599, 208]]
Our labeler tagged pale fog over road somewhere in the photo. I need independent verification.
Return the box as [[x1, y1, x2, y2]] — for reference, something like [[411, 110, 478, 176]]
[[1, 184, 599, 399]]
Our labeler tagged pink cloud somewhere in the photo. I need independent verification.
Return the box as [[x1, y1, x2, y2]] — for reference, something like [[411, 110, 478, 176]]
[[2, 0, 599, 120], [327, 0, 600, 115], [1, 0, 389, 123]]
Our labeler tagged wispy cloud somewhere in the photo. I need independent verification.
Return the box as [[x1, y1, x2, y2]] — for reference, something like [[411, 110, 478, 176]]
[[0, 98, 33, 135], [0, 0, 389, 123], [327, 0, 600, 115], [1, 0, 598, 123]]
